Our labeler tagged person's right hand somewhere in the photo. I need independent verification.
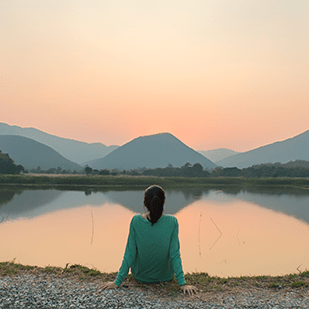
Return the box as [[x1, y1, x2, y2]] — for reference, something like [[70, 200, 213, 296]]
[[102, 282, 118, 290], [180, 284, 197, 295]]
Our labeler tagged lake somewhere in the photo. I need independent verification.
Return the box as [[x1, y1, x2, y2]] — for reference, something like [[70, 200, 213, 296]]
[[1, 186, 309, 277]]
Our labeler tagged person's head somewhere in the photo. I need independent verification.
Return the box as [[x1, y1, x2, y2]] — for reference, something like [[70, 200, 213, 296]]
[[144, 185, 165, 225]]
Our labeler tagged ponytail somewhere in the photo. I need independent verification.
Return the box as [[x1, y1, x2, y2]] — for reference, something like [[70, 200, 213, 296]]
[[148, 196, 163, 225], [144, 185, 165, 226]]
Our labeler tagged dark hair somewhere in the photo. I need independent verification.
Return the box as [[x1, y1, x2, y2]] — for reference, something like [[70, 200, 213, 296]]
[[144, 185, 165, 225]]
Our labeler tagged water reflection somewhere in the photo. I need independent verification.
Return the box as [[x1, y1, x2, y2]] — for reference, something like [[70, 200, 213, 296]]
[[0, 187, 202, 222], [178, 200, 309, 277], [0, 204, 134, 272], [1, 186, 309, 276], [0, 189, 64, 220], [1, 186, 309, 225], [203, 189, 309, 225]]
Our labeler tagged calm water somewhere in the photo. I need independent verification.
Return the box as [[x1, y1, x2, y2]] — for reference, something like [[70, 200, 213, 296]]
[[1, 186, 309, 277]]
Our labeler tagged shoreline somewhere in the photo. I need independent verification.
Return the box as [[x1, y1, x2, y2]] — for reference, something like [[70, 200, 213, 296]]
[[1, 174, 309, 190], [1, 262, 309, 308], [1, 262, 308, 293]]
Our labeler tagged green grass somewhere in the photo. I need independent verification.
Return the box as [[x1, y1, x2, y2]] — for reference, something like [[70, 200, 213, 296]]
[[290, 280, 306, 288], [1, 261, 308, 296], [0, 261, 37, 276], [1, 174, 309, 191]]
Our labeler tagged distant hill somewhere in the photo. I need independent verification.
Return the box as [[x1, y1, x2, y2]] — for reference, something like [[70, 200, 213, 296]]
[[217, 130, 309, 168], [199, 148, 240, 163], [0, 135, 81, 171], [0, 122, 118, 164], [85, 133, 216, 170]]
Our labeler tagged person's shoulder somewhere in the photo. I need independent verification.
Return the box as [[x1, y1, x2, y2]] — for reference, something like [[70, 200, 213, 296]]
[[132, 214, 142, 221], [130, 214, 143, 225], [162, 214, 178, 224]]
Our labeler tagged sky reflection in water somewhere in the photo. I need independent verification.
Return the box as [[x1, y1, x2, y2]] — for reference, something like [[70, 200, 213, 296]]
[[0, 188, 309, 277]]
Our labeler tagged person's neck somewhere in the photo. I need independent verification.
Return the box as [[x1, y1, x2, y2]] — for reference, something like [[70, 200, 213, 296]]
[[142, 212, 163, 220], [142, 212, 150, 220]]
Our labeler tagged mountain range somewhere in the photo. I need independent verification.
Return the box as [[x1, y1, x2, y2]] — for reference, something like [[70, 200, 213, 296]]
[[0, 122, 117, 164], [217, 130, 309, 168], [1, 122, 309, 171], [0, 124, 216, 171], [0, 135, 81, 171], [85, 133, 216, 170]]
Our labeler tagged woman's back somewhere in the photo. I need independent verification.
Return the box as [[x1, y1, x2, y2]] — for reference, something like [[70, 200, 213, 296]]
[[115, 214, 186, 286], [104, 185, 197, 295]]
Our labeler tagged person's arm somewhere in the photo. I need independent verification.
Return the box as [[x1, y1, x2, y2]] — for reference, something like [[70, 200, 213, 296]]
[[169, 219, 197, 295], [113, 217, 137, 287], [169, 219, 186, 286]]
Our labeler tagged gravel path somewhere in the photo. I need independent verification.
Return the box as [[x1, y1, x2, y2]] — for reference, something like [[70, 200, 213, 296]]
[[1, 273, 309, 308]]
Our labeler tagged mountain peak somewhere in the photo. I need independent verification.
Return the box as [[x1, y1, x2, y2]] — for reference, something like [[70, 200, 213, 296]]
[[85, 132, 216, 170], [135, 132, 176, 139]]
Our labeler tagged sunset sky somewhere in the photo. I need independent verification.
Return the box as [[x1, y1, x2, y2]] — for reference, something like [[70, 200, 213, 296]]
[[1, 1, 308, 152]]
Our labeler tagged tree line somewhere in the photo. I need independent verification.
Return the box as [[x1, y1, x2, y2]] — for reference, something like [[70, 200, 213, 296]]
[[84, 160, 309, 178], [26, 166, 79, 175], [2, 148, 309, 179], [0, 150, 24, 174], [211, 160, 309, 178]]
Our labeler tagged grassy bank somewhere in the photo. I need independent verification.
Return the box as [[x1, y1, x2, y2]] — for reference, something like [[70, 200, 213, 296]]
[[1, 174, 309, 190], [1, 262, 309, 296]]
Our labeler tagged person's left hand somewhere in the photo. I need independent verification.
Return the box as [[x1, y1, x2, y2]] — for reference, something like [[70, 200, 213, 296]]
[[180, 284, 197, 295], [102, 282, 118, 290]]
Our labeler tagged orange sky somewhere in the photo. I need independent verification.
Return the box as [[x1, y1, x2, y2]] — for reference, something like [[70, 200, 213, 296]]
[[1, 1, 309, 151]]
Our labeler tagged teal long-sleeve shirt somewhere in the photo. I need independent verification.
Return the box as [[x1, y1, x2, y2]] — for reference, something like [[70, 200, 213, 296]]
[[114, 214, 186, 287]]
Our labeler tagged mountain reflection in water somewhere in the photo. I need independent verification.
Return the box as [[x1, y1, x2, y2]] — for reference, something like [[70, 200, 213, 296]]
[[0, 187, 204, 222], [1, 187, 309, 224]]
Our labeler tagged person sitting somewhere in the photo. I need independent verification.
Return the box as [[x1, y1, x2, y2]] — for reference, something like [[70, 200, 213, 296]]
[[102, 185, 197, 295]]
